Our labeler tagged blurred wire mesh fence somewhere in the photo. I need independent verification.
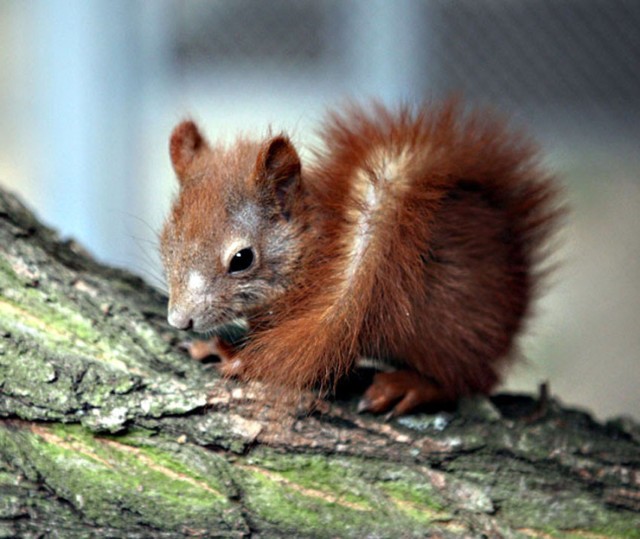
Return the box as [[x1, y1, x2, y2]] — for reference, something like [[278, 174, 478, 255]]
[[170, 0, 640, 120]]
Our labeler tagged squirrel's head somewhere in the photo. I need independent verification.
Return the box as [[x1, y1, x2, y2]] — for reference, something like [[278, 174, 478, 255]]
[[161, 120, 306, 333]]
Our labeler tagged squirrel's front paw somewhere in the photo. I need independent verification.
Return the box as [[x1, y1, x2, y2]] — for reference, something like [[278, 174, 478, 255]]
[[179, 337, 244, 378], [180, 336, 237, 363], [180, 338, 222, 361]]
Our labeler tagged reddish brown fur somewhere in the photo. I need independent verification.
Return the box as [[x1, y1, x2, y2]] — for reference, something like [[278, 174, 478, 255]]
[[161, 101, 561, 415]]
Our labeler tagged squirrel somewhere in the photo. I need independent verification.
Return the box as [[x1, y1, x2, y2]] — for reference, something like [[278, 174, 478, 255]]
[[160, 100, 561, 417]]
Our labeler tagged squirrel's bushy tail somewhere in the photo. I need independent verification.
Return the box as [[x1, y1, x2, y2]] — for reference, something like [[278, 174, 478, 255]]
[[239, 100, 561, 397]]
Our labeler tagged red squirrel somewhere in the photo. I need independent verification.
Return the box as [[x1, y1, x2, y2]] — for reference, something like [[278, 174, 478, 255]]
[[160, 101, 561, 417]]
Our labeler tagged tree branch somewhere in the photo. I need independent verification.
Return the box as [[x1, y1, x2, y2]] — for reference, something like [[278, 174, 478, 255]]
[[1, 188, 638, 538]]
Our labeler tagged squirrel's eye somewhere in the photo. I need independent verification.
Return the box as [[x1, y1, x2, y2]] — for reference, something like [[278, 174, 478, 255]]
[[228, 248, 254, 274]]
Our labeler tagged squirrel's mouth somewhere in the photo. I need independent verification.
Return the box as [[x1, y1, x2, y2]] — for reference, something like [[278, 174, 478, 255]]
[[205, 314, 249, 334], [167, 308, 238, 335], [211, 318, 250, 343], [188, 314, 249, 335]]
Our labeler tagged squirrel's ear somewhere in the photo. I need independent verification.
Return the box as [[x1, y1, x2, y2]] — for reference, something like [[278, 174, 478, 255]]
[[255, 136, 301, 219], [169, 120, 208, 182]]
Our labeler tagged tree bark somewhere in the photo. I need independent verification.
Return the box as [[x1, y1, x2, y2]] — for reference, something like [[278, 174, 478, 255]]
[[0, 187, 638, 538]]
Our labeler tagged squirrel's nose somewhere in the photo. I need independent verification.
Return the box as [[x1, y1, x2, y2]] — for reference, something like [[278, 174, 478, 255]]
[[167, 309, 193, 331]]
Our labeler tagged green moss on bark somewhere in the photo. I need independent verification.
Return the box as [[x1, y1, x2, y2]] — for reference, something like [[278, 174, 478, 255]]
[[0, 423, 247, 535]]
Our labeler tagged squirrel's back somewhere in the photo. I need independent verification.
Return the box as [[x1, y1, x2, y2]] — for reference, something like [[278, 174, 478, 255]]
[[239, 101, 560, 401]]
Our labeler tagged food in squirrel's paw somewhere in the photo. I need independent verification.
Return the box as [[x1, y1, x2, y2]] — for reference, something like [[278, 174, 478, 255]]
[[160, 100, 562, 417]]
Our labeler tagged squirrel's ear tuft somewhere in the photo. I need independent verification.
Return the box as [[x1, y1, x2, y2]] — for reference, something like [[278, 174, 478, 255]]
[[169, 120, 208, 182], [255, 136, 302, 220]]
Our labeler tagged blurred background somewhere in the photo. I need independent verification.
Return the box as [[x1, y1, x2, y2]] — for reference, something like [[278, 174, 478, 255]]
[[1, 0, 638, 420]]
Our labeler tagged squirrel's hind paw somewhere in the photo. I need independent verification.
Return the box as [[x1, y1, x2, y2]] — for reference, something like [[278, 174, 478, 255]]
[[357, 371, 449, 418]]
